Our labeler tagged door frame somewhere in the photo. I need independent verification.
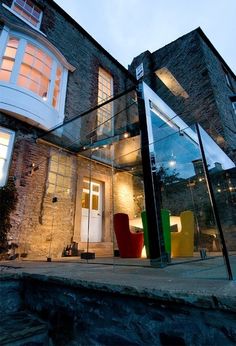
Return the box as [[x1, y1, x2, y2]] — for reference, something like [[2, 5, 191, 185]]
[[73, 157, 112, 245]]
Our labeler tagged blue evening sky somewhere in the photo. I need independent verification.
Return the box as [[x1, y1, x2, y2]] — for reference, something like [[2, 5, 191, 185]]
[[54, 0, 236, 74]]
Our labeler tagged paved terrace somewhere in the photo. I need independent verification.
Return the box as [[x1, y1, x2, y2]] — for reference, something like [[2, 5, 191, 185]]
[[1, 255, 236, 312]]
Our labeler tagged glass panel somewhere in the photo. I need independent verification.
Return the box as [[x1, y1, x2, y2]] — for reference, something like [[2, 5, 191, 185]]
[[1, 59, 14, 71], [82, 192, 89, 209], [23, 53, 34, 66], [18, 44, 52, 98], [92, 184, 99, 192], [92, 195, 98, 210], [83, 180, 90, 189], [142, 82, 228, 278], [15, 0, 25, 7], [0, 145, 8, 158], [198, 125, 236, 279], [48, 172, 56, 184], [5, 47, 17, 59], [0, 70, 11, 82], [0, 132, 10, 146], [13, 0, 42, 27]]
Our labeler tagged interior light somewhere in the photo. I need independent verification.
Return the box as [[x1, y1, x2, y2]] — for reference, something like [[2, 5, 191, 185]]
[[168, 153, 176, 167], [123, 132, 130, 139], [42, 92, 48, 101], [169, 160, 176, 167], [217, 188, 221, 193]]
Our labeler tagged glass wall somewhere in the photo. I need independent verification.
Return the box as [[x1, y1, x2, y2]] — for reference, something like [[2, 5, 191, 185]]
[[197, 125, 236, 279], [142, 82, 233, 278], [40, 83, 234, 279]]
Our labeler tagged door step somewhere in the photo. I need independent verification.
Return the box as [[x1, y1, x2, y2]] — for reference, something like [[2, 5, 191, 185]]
[[79, 242, 113, 257]]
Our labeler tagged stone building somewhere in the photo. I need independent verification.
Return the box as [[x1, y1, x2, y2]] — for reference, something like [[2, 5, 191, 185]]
[[0, 1, 235, 262], [129, 28, 236, 162], [0, 0, 136, 258]]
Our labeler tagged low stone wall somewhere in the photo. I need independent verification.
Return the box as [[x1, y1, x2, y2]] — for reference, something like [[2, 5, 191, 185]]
[[20, 275, 236, 346], [0, 273, 22, 314]]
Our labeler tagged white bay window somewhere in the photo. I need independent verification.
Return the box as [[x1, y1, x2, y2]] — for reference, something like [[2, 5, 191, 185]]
[[0, 27, 75, 129], [0, 36, 62, 109]]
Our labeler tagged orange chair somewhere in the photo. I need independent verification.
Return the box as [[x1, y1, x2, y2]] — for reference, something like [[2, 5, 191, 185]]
[[171, 211, 194, 257], [113, 213, 144, 258]]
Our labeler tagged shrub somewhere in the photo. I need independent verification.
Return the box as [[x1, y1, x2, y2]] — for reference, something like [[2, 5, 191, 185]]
[[0, 178, 18, 254]]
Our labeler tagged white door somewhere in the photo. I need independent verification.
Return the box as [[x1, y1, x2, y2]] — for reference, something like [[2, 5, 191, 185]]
[[81, 179, 103, 242]]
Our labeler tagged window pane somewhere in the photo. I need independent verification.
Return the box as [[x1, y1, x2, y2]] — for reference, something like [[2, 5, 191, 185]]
[[8, 38, 19, 49], [82, 192, 89, 209], [92, 195, 99, 210], [83, 180, 90, 189], [30, 68, 41, 83], [28, 80, 38, 93], [0, 128, 14, 187], [0, 145, 8, 159], [17, 75, 29, 88], [5, 47, 17, 59], [15, 0, 25, 7], [1, 59, 14, 72], [0, 159, 5, 177], [13, 0, 42, 27], [19, 63, 31, 77], [25, 2, 33, 13], [23, 53, 34, 66], [93, 184, 99, 192], [47, 183, 55, 194], [45, 55, 52, 67], [0, 70, 11, 82], [48, 172, 56, 184], [25, 44, 36, 55], [33, 8, 41, 19], [57, 175, 63, 186], [50, 161, 58, 173], [58, 165, 65, 175], [0, 132, 10, 146], [51, 154, 59, 163]]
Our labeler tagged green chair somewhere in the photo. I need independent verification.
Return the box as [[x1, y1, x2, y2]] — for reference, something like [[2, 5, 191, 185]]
[[141, 209, 171, 258], [161, 209, 171, 256], [141, 210, 150, 258]]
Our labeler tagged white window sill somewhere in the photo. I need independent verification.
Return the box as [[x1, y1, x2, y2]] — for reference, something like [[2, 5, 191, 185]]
[[2, 4, 46, 37]]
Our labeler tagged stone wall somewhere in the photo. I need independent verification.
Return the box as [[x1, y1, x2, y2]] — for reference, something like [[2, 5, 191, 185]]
[[21, 275, 236, 346], [129, 29, 236, 162], [0, 0, 135, 258]]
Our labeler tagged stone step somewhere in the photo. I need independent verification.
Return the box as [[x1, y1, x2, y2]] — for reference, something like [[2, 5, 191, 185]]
[[79, 242, 113, 257], [0, 311, 49, 346]]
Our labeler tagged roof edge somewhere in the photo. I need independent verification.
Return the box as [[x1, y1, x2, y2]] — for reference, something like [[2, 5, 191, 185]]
[[51, 1, 136, 83]]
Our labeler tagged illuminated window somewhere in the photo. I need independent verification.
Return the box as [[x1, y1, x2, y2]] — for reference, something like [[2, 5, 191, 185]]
[[232, 101, 236, 115], [223, 66, 233, 90], [0, 38, 18, 82], [12, 0, 43, 28], [0, 127, 15, 187], [47, 151, 73, 197], [97, 67, 113, 135], [155, 67, 189, 99], [18, 43, 52, 98], [0, 36, 62, 109]]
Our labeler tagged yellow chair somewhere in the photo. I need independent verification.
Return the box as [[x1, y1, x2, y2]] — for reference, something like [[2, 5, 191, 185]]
[[171, 211, 194, 257]]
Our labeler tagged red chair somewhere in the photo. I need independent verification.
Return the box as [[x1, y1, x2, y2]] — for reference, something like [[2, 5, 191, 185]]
[[113, 213, 144, 258]]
